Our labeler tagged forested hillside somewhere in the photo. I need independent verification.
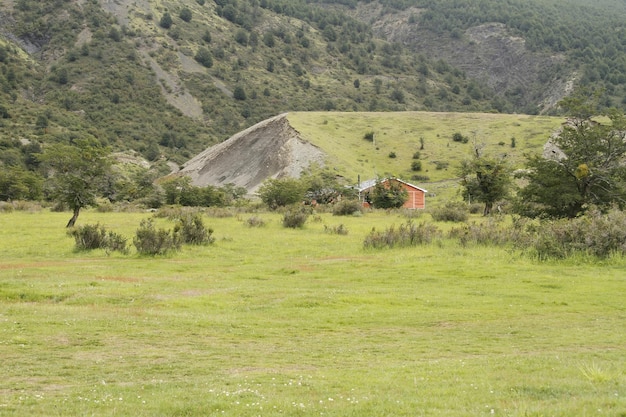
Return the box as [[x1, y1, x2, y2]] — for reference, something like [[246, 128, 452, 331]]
[[1, 0, 626, 202]]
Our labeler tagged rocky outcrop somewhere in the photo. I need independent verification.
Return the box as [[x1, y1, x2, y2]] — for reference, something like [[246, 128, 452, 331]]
[[178, 114, 326, 193]]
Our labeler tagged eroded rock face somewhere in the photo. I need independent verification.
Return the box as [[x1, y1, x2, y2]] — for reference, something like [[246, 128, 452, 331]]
[[178, 114, 325, 193]]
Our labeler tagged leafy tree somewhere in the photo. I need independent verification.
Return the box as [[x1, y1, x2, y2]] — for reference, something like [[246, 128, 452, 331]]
[[39, 140, 111, 227], [300, 167, 345, 205], [459, 153, 512, 215], [0, 167, 43, 201], [161, 176, 225, 207], [258, 177, 306, 209], [369, 179, 408, 209], [517, 98, 626, 218]]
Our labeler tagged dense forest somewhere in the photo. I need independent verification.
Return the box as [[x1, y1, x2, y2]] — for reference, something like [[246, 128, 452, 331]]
[[1, 0, 626, 205]]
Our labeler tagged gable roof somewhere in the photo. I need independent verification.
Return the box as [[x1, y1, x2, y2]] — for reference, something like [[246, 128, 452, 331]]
[[357, 178, 428, 193]]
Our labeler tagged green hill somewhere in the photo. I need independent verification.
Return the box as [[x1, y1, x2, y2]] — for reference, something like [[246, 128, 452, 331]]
[[287, 111, 563, 202]]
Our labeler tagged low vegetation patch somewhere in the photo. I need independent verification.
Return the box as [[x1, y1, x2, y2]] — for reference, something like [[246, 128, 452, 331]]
[[430, 201, 469, 222], [324, 223, 349, 235], [528, 207, 626, 259], [282, 206, 310, 228], [174, 213, 214, 245], [133, 218, 181, 255], [364, 220, 441, 249], [332, 199, 362, 216], [244, 215, 266, 227], [68, 223, 128, 253]]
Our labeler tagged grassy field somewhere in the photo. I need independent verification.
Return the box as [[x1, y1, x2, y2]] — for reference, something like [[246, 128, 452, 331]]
[[1, 208, 625, 416], [287, 112, 564, 204]]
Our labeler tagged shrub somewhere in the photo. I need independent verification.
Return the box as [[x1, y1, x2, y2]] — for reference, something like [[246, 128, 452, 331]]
[[154, 205, 202, 220], [364, 221, 441, 249], [529, 207, 626, 259], [529, 220, 578, 260], [133, 219, 181, 255], [160, 12, 173, 29], [412, 151, 421, 159], [434, 161, 449, 170], [179, 7, 192, 22], [233, 86, 247, 100], [363, 131, 374, 142], [174, 214, 214, 245], [430, 201, 469, 222], [370, 180, 408, 209], [411, 174, 430, 182], [324, 224, 349, 235], [0, 202, 13, 213], [411, 161, 422, 171], [68, 223, 128, 253], [258, 178, 306, 209], [195, 47, 213, 68], [452, 132, 469, 143], [448, 218, 520, 247], [245, 216, 266, 227], [468, 203, 483, 214], [332, 199, 362, 216], [282, 206, 310, 228], [388, 151, 397, 158]]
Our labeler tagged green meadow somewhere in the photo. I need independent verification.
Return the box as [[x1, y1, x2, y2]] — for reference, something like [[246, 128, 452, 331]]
[[1, 209, 624, 416], [287, 112, 564, 202]]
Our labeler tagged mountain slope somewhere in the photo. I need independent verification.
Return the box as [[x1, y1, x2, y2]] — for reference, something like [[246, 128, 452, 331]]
[[1, 0, 625, 195]]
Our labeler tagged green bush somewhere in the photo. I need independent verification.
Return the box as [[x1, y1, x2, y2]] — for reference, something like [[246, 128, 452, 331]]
[[179, 7, 192, 22], [68, 223, 128, 253], [258, 178, 306, 210], [363, 131, 374, 141], [411, 161, 422, 171], [282, 206, 310, 228], [332, 199, 362, 216], [160, 12, 173, 29], [245, 216, 266, 227], [452, 132, 469, 143], [133, 219, 181, 255], [529, 207, 626, 259], [364, 221, 440, 249], [174, 214, 214, 245], [448, 218, 522, 247], [430, 201, 469, 222]]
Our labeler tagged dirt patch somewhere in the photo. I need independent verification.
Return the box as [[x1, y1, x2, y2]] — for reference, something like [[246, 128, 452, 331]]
[[179, 113, 326, 193]]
